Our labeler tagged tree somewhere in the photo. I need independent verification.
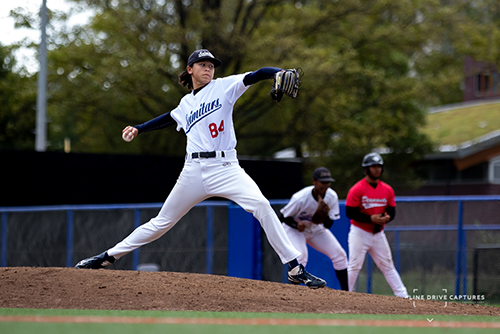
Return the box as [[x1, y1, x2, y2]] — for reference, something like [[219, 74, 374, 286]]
[[239, 0, 440, 195], [0, 43, 37, 150]]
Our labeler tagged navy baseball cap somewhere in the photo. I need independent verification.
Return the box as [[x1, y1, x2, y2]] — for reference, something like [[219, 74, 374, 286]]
[[187, 49, 222, 68], [313, 167, 335, 182]]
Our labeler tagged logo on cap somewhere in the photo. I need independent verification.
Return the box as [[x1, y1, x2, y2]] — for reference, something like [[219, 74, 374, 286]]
[[188, 49, 222, 67], [198, 50, 214, 59]]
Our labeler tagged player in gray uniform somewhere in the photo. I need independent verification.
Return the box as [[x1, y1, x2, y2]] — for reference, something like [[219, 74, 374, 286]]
[[280, 167, 349, 290], [75, 49, 326, 289]]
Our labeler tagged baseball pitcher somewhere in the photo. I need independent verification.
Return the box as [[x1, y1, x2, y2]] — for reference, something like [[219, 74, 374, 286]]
[[75, 49, 326, 289]]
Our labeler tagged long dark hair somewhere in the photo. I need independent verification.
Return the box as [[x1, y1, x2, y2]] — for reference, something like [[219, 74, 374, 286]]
[[178, 70, 193, 90]]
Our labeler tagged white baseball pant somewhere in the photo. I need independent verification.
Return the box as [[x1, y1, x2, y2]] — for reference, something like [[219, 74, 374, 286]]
[[347, 225, 408, 298], [107, 150, 301, 264], [283, 224, 348, 270]]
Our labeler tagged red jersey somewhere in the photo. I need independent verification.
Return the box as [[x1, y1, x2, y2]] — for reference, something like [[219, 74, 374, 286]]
[[345, 178, 396, 233]]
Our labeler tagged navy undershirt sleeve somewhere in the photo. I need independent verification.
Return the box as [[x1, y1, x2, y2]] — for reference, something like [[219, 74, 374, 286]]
[[345, 206, 396, 223], [134, 112, 176, 134], [323, 218, 334, 229], [345, 206, 372, 223], [279, 212, 298, 229], [386, 206, 396, 222], [243, 67, 283, 86]]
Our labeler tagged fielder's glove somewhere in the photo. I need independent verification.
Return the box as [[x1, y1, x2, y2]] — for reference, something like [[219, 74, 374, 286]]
[[270, 68, 302, 102], [311, 197, 330, 224]]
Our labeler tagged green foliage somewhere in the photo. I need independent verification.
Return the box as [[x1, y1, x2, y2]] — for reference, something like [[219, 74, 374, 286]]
[[0, 44, 37, 150], [248, 0, 438, 196], [42, 0, 289, 154], [5, 0, 500, 193]]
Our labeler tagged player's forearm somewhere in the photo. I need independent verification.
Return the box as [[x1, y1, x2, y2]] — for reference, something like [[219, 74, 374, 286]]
[[134, 112, 176, 134], [279, 212, 298, 229], [243, 67, 282, 86], [386, 206, 396, 222], [345, 206, 372, 223]]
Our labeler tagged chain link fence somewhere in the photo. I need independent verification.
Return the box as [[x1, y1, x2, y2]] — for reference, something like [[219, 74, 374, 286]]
[[1, 203, 229, 275]]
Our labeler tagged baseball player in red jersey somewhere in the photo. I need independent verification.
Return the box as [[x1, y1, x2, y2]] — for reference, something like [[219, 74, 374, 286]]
[[345, 153, 408, 298], [74, 49, 326, 289]]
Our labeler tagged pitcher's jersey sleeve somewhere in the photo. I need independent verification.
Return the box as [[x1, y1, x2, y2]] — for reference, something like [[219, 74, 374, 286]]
[[219, 73, 251, 105]]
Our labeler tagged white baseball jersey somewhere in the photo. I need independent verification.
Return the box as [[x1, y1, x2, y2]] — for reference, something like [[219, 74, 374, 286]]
[[170, 73, 250, 154], [280, 186, 340, 233]]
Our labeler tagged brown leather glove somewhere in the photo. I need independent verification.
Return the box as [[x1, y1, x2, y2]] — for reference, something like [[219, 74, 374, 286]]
[[312, 196, 330, 224]]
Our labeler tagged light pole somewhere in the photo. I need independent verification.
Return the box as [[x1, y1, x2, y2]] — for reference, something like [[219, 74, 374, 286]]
[[35, 0, 48, 151]]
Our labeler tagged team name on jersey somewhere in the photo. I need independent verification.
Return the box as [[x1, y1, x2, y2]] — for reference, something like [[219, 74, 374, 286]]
[[298, 211, 311, 221], [185, 98, 222, 133], [361, 196, 387, 209]]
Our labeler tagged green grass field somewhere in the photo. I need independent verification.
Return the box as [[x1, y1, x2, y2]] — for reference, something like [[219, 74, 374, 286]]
[[1, 308, 499, 334]]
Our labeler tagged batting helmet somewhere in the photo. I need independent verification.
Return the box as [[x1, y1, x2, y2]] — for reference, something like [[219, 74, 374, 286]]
[[362, 153, 384, 167]]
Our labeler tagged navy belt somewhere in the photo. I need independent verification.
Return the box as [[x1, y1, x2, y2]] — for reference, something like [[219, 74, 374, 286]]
[[191, 151, 225, 159]]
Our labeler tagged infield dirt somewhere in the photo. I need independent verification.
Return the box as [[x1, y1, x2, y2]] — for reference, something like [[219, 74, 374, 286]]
[[0, 267, 498, 316]]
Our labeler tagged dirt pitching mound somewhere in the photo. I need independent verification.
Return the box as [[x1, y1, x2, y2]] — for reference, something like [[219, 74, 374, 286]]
[[0, 267, 498, 316]]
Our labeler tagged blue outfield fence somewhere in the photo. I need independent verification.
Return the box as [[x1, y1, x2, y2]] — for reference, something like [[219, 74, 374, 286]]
[[0, 201, 228, 272], [1, 196, 500, 297]]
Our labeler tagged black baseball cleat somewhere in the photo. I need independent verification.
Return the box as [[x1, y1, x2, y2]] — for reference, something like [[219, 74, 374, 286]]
[[75, 251, 115, 269], [288, 264, 327, 289]]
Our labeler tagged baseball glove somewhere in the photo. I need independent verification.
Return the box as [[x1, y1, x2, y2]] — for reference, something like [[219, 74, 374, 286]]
[[311, 197, 330, 224], [270, 68, 303, 102]]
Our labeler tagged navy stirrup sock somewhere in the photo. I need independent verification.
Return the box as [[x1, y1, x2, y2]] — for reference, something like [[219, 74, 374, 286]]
[[288, 259, 299, 270]]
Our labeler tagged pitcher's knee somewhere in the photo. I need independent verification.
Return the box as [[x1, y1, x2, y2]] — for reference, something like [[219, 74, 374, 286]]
[[252, 198, 274, 220], [150, 216, 177, 231]]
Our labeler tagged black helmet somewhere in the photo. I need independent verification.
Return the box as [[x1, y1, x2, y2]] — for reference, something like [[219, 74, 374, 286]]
[[362, 153, 384, 167]]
